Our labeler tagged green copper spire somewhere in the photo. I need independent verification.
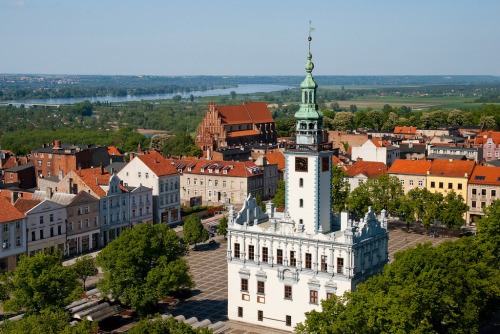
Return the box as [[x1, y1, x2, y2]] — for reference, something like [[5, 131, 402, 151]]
[[294, 33, 324, 145]]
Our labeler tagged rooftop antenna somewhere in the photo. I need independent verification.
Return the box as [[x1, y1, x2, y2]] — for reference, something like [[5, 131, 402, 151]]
[[308, 20, 315, 52]]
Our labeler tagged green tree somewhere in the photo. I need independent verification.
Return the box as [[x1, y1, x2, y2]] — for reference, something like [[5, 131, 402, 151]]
[[368, 174, 404, 215], [477, 199, 500, 266], [272, 180, 285, 208], [1, 253, 82, 314], [438, 191, 468, 230], [183, 214, 209, 248], [255, 194, 266, 212], [480, 115, 497, 130], [172, 95, 182, 102], [73, 255, 98, 291], [447, 109, 463, 125], [0, 309, 96, 334], [349, 104, 358, 113], [96, 223, 193, 317], [230, 91, 237, 99], [162, 133, 202, 157], [129, 315, 212, 334], [332, 111, 354, 130], [382, 112, 399, 130], [421, 191, 444, 229], [366, 110, 382, 130], [218, 216, 228, 237], [346, 183, 372, 217], [331, 164, 350, 213]]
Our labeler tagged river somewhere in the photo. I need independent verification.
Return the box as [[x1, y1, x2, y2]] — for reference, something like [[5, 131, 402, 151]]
[[3, 84, 294, 106]]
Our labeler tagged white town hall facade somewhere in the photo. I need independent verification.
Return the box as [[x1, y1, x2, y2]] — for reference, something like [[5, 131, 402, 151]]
[[226, 43, 389, 331]]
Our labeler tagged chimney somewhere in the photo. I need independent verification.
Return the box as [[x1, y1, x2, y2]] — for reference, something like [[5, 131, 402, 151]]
[[46, 187, 53, 199], [54, 140, 61, 149], [449, 159, 454, 163], [207, 147, 212, 160]]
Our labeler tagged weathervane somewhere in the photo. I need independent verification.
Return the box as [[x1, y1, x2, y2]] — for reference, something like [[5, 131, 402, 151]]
[[308, 20, 315, 52]]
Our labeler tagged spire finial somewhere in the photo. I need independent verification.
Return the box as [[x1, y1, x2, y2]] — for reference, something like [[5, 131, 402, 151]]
[[308, 20, 315, 53]]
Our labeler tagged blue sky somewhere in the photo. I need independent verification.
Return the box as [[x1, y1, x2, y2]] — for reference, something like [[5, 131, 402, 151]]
[[1, 0, 499, 76]]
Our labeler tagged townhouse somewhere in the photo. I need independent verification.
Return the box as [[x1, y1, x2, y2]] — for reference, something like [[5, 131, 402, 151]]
[[346, 161, 388, 191], [466, 166, 500, 225], [426, 159, 476, 202], [351, 138, 400, 167], [0, 196, 27, 272], [388, 159, 432, 194]]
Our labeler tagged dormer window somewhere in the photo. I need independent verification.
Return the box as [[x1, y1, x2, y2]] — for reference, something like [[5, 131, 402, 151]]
[[223, 170, 228, 174], [201, 168, 205, 172], [138, 172, 141, 178]]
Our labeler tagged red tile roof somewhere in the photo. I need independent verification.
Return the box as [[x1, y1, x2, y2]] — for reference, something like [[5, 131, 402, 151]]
[[167, 159, 263, 178], [394, 126, 417, 135], [73, 167, 126, 198], [469, 166, 500, 186], [264, 152, 285, 171], [227, 130, 260, 138], [136, 152, 179, 177], [217, 102, 274, 125], [0, 196, 26, 223], [14, 198, 42, 214], [428, 159, 475, 178], [2, 156, 17, 169], [107, 146, 121, 156], [369, 139, 392, 147], [347, 161, 388, 178], [388, 159, 432, 175], [474, 131, 500, 146]]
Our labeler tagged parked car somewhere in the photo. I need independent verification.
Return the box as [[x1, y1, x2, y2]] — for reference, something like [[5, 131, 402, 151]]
[[210, 225, 218, 232], [207, 230, 215, 238]]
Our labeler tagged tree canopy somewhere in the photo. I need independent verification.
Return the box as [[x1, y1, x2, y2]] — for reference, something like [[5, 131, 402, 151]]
[[73, 255, 98, 291], [96, 223, 194, 317], [183, 214, 209, 247], [331, 164, 350, 213], [1, 252, 82, 314], [0, 309, 96, 334], [272, 180, 285, 208], [217, 216, 228, 236], [162, 133, 202, 157]]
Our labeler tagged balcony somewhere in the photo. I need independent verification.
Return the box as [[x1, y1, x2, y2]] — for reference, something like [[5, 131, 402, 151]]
[[285, 142, 333, 152]]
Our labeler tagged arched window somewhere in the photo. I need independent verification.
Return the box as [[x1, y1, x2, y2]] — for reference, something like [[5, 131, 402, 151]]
[[300, 219, 303, 224], [303, 91, 307, 103], [300, 123, 306, 130], [299, 178, 303, 187], [300, 199, 303, 207], [309, 123, 314, 130], [309, 91, 313, 103]]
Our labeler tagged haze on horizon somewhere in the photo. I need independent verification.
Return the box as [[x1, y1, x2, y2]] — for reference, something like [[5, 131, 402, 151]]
[[1, 0, 499, 77]]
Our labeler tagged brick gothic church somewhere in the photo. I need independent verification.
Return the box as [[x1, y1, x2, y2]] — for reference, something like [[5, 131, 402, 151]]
[[195, 101, 277, 152]]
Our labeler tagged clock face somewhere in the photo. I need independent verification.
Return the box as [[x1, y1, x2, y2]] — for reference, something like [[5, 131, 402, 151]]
[[295, 157, 308, 172]]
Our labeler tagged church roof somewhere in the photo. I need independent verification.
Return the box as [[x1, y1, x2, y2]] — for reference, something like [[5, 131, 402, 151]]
[[216, 102, 274, 125]]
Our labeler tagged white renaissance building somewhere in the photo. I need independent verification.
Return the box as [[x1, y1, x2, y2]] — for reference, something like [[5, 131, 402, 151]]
[[226, 43, 389, 331]]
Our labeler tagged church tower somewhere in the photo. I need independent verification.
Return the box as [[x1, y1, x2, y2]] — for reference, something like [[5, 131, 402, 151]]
[[284, 38, 334, 235]]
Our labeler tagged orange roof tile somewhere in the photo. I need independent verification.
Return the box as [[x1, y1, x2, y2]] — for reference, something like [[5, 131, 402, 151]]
[[264, 152, 285, 171], [227, 130, 259, 138], [14, 198, 42, 214], [0, 190, 33, 200], [217, 102, 274, 125], [107, 146, 121, 156], [428, 159, 475, 178], [0, 196, 26, 223], [369, 139, 392, 147], [2, 156, 17, 169], [74, 167, 116, 198], [474, 131, 500, 146], [137, 152, 179, 177], [388, 159, 432, 175], [347, 161, 388, 178], [167, 159, 262, 178], [469, 166, 500, 186], [394, 126, 417, 135]]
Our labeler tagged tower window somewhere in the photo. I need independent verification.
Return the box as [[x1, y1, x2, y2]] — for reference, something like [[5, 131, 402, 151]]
[[299, 178, 303, 187], [322, 157, 330, 172], [299, 199, 303, 207]]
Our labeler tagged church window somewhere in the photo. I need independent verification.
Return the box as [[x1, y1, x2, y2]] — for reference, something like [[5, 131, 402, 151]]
[[299, 199, 303, 207], [299, 178, 303, 187], [234, 243, 240, 258], [290, 251, 296, 267], [262, 247, 268, 262], [310, 290, 318, 304], [284, 286, 292, 300], [337, 258, 344, 274], [321, 255, 328, 272], [305, 253, 312, 269], [257, 281, 265, 294], [258, 310, 263, 321], [286, 315, 292, 327], [238, 307, 243, 318], [277, 249, 283, 265], [248, 245, 254, 261], [241, 278, 248, 292]]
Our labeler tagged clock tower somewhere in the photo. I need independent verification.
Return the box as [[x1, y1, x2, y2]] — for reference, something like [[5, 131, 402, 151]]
[[284, 38, 334, 235]]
